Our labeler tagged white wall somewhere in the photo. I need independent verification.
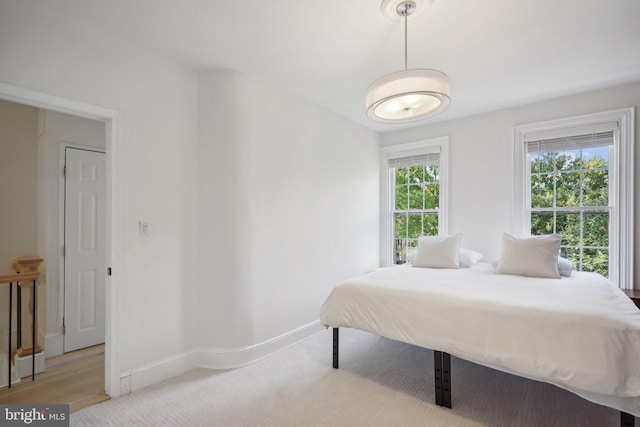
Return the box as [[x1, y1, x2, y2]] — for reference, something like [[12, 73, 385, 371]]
[[198, 71, 254, 349], [0, 1, 380, 390], [36, 110, 105, 357], [199, 71, 380, 353], [0, 99, 38, 356], [0, 0, 200, 386], [244, 75, 380, 345], [381, 82, 640, 273], [0, 99, 38, 271]]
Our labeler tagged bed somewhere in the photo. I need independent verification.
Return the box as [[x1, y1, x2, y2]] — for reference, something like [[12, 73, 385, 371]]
[[320, 260, 640, 426]]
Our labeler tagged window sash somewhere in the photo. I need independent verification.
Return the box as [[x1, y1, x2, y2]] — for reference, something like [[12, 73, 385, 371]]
[[390, 163, 440, 264], [527, 142, 611, 276], [530, 208, 611, 274]]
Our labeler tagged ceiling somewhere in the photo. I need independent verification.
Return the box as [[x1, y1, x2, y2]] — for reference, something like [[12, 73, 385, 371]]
[[36, 0, 640, 133]]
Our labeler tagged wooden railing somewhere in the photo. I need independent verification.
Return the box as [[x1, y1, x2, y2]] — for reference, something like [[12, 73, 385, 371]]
[[0, 271, 39, 284], [0, 257, 43, 388]]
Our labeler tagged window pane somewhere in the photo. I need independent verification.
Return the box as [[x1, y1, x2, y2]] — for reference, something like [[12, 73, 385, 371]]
[[530, 152, 555, 173], [556, 212, 581, 247], [530, 153, 540, 174], [408, 184, 423, 209], [407, 239, 418, 257], [424, 183, 439, 209], [394, 239, 406, 264], [408, 214, 422, 238], [556, 150, 581, 171], [583, 147, 609, 169], [561, 247, 580, 269], [583, 212, 608, 247], [582, 169, 608, 206], [409, 165, 425, 184], [425, 164, 439, 183], [582, 248, 609, 277], [395, 167, 408, 185], [531, 174, 553, 208], [395, 185, 408, 210], [422, 214, 438, 236], [531, 212, 554, 235], [394, 213, 407, 238], [555, 172, 580, 207]]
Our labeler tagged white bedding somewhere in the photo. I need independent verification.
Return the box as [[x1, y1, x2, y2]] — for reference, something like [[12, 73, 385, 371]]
[[319, 262, 640, 416]]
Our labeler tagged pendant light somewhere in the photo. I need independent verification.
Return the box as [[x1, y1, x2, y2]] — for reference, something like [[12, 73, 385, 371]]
[[366, 0, 451, 123]]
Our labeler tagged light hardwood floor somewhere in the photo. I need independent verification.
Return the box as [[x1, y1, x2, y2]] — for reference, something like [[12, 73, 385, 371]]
[[0, 344, 109, 412]]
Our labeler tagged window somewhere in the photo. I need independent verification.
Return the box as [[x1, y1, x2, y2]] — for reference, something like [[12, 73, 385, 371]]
[[381, 138, 449, 266], [514, 109, 634, 288], [528, 132, 612, 276]]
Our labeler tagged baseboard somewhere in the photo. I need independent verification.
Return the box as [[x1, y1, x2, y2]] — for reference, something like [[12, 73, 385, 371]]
[[198, 320, 324, 369], [45, 333, 63, 358], [122, 350, 200, 395], [119, 320, 324, 394], [15, 351, 45, 378]]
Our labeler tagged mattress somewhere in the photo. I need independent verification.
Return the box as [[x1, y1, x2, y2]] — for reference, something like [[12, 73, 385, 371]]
[[319, 262, 640, 416]]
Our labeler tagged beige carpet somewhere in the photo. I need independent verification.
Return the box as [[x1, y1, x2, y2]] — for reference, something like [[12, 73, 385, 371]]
[[72, 328, 626, 426]]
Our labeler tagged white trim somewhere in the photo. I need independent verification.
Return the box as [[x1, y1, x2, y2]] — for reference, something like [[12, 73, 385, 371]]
[[0, 82, 121, 397], [380, 137, 450, 267], [105, 113, 121, 397], [0, 82, 117, 121], [618, 109, 635, 290], [513, 108, 634, 289], [198, 321, 324, 369], [117, 321, 324, 394], [44, 332, 63, 358], [122, 350, 200, 395]]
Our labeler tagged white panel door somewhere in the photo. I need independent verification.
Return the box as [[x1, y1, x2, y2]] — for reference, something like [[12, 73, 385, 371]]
[[64, 148, 106, 352]]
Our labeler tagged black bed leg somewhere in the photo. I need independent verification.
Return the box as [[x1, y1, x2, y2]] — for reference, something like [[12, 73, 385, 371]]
[[332, 328, 339, 369], [434, 350, 443, 406], [442, 352, 451, 408], [621, 412, 635, 427], [434, 350, 452, 408]]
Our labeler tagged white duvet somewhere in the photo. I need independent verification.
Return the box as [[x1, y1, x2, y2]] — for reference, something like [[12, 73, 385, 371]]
[[319, 263, 640, 416]]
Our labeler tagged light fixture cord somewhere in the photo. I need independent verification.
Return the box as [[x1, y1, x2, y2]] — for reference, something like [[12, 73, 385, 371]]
[[404, 3, 408, 70]]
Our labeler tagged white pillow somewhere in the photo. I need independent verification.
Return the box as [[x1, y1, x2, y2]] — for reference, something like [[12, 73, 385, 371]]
[[558, 257, 573, 277], [496, 233, 561, 279], [492, 255, 572, 277], [406, 247, 418, 263], [412, 234, 462, 269], [459, 248, 483, 268]]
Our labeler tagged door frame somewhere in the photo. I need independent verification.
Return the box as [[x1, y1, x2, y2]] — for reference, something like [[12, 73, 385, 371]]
[[0, 82, 121, 397], [59, 145, 107, 353]]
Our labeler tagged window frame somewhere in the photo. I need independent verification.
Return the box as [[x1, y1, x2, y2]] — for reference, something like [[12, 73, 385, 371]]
[[380, 137, 449, 267], [529, 145, 611, 274], [513, 108, 634, 288]]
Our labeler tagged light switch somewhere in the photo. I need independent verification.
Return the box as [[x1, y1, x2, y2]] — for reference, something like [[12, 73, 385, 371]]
[[139, 220, 151, 236]]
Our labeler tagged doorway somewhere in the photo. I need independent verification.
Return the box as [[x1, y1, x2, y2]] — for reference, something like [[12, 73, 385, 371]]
[[0, 81, 120, 397], [0, 103, 107, 404]]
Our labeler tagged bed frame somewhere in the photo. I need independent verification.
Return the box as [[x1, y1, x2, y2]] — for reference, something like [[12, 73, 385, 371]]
[[332, 328, 635, 427]]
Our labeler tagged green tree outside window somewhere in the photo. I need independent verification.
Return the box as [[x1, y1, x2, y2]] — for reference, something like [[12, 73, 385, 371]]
[[530, 147, 609, 276], [393, 164, 439, 264]]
